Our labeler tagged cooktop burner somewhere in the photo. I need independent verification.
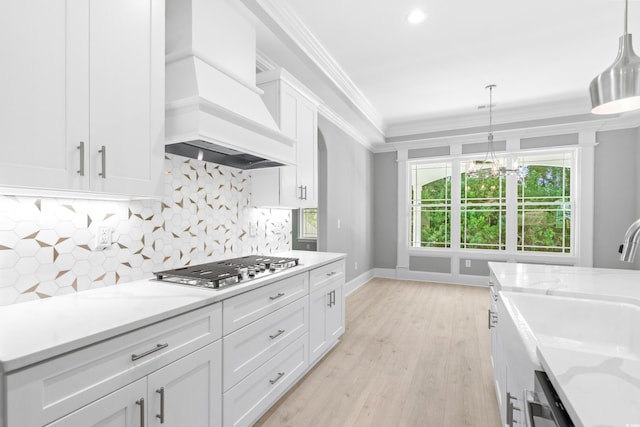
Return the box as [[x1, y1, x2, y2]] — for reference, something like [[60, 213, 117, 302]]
[[154, 255, 299, 289]]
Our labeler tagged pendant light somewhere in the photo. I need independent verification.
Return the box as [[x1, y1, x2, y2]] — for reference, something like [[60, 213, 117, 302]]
[[467, 85, 528, 180], [590, 0, 640, 115]]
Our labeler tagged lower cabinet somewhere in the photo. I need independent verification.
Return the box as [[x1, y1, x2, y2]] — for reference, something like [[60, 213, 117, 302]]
[[223, 334, 308, 427], [46, 378, 147, 427], [309, 279, 344, 365], [47, 341, 222, 427]]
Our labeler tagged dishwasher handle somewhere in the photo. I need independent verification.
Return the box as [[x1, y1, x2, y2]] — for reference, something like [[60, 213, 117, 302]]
[[523, 390, 556, 427]]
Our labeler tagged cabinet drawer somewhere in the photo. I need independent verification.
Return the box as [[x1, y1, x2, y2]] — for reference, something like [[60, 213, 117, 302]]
[[223, 273, 308, 335], [223, 333, 308, 427], [223, 297, 308, 391], [7, 303, 222, 427], [309, 260, 345, 292]]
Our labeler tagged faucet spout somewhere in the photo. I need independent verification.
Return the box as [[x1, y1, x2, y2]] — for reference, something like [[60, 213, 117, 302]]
[[620, 218, 640, 262]]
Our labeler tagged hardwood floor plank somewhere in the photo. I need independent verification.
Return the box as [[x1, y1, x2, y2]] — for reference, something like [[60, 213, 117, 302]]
[[254, 278, 501, 427]]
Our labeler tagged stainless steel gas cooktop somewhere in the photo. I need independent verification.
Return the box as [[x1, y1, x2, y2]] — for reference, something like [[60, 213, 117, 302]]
[[153, 255, 299, 290]]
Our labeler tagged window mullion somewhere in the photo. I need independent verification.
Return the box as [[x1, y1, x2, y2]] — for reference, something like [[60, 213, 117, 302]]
[[506, 162, 518, 253], [451, 159, 461, 250]]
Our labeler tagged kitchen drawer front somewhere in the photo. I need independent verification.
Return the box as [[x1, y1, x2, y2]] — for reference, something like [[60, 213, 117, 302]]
[[223, 272, 308, 335], [309, 259, 345, 292], [6, 303, 222, 427], [223, 297, 308, 391], [223, 333, 308, 427]]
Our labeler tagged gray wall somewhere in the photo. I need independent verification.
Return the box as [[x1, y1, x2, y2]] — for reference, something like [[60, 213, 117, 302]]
[[372, 127, 640, 273], [594, 128, 640, 269], [373, 152, 397, 268], [317, 116, 374, 282]]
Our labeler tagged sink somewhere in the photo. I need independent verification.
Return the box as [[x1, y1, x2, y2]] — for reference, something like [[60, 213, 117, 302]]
[[502, 292, 640, 360]]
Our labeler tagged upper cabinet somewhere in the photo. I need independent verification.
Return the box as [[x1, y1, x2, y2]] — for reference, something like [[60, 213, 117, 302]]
[[0, 0, 164, 197], [252, 69, 319, 209]]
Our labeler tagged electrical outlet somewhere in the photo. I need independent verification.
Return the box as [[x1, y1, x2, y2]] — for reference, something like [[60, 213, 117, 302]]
[[249, 222, 258, 237], [337, 219, 341, 229], [95, 226, 112, 251], [354, 261, 358, 271], [465, 259, 471, 268]]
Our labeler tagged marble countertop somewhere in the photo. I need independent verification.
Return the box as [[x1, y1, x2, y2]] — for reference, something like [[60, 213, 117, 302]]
[[0, 250, 345, 373], [489, 261, 640, 305], [492, 262, 640, 427]]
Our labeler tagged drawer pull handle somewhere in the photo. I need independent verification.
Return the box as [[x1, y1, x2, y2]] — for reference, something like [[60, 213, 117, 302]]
[[269, 292, 285, 300], [269, 329, 285, 339], [131, 343, 168, 361], [269, 371, 285, 385], [156, 387, 165, 424], [136, 398, 145, 427], [326, 271, 336, 277]]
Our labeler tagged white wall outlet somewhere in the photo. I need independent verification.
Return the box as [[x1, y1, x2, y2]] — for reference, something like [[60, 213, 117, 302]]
[[465, 259, 471, 268], [249, 222, 258, 237], [354, 261, 358, 271], [95, 226, 112, 251], [337, 219, 341, 229]]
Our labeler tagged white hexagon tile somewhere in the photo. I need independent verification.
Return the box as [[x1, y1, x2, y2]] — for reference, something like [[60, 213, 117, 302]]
[[0, 154, 291, 306]]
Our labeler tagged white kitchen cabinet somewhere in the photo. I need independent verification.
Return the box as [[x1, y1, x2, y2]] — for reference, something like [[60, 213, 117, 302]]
[[147, 341, 222, 427], [309, 261, 345, 365], [48, 342, 221, 427], [0, 0, 164, 197], [223, 334, 308, 427], [6, 303, 222, 427], [252, 68, 319, 208], [46, 378, 147, 427]]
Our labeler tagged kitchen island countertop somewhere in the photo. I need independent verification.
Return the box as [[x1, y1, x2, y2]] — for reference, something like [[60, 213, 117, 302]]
[[0, 250, 345, 373]]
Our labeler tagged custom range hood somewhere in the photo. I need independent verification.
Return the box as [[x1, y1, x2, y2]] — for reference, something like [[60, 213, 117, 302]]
[[165, 0, 295, 169]]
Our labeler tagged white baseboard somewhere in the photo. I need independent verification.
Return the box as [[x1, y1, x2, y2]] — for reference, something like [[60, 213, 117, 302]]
[[344, 269, 375, 296], [372, 268, 489, 287]]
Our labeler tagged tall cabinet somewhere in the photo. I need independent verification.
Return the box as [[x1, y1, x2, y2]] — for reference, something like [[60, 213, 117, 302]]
[[252, 68, 319, 208], [0, 0, 164, 197]]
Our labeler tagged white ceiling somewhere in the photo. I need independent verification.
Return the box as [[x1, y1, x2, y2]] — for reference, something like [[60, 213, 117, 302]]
[[259, 0, 634, 133]]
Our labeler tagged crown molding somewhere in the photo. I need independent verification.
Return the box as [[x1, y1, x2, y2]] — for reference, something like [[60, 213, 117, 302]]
[[316, 104, 376, 152], [256, 50, 278, 72], [253, 0, 387, 136]]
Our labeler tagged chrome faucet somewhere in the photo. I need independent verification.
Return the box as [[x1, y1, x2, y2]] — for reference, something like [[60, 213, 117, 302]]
[[620, 218, 640, 262]]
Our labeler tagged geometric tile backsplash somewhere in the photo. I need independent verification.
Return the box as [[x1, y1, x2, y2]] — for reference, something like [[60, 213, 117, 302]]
[[0, 154, 291, 306]]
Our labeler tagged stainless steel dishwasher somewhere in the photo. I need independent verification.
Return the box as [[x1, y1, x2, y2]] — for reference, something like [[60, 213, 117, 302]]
[[523, 371, 575, 427]]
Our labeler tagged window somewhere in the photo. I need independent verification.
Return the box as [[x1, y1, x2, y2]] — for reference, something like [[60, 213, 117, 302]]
[[409, 148, 575, 255], [299, 208, 318, 240], [410, 162, 451, 248], [461, 160, 506, 250], [516, 152, 572, 253]]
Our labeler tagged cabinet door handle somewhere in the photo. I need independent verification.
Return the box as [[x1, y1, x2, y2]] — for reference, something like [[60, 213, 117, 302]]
[[156, 387, 165, 424], [98, 145, 106, 178], [77, 141, 85, 176], [488, 309, 495, 329], [269, 329, 285, 339], [269, 371, 285, 385], [131, 343, 168, 361], [136, 398, 145, 427], [269, 292, 285, 300], [298, 185, 304, 200], [302, 185, 307, 200]]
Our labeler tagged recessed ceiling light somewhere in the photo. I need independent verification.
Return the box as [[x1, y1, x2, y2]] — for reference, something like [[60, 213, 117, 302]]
[[407, 9, 427, 24]]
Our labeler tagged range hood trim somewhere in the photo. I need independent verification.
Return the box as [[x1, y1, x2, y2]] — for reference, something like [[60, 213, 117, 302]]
[[166, 96, 296, 147]]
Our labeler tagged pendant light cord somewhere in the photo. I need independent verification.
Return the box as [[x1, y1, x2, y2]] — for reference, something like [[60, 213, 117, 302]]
[[625, 0, 629, 35]]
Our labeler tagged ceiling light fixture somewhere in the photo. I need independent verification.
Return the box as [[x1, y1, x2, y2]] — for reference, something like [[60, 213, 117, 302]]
[[407, 9, 426, 24], [590, 0, 640, 115], [467, 85, 527, 179]]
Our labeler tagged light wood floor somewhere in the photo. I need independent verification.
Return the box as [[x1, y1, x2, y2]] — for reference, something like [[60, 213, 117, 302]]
[[254, 278, 501, 427]]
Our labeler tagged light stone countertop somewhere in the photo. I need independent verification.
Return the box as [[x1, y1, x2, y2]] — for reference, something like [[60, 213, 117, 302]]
[[491, 262, 640, 427], [0, 250, 345, 373], [489, 261, 640, 304]]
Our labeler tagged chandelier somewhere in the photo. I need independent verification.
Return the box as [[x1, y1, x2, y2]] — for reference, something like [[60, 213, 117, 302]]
[[466, 85, 527, 180]]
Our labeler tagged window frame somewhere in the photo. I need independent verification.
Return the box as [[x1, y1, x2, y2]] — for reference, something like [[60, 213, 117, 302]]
[[298, 208, 318, 241], [407, 146, 578, 258]]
